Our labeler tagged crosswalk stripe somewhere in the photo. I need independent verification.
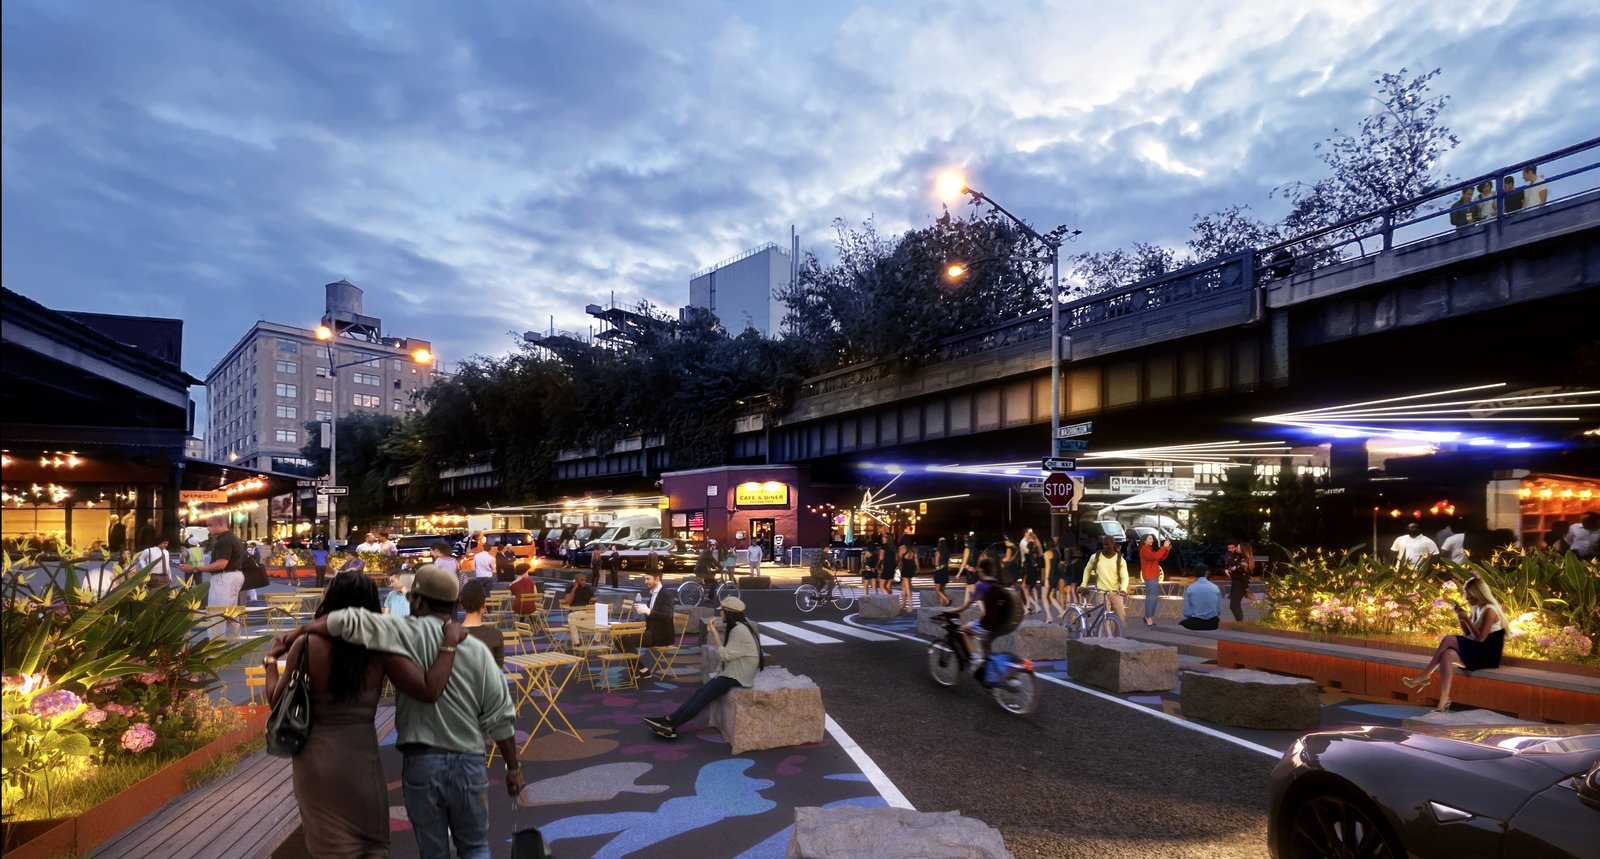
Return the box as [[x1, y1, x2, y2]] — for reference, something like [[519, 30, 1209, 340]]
[[803, 620, 896, 642], [761, 621, 845, 644], [757, 633, 788, 647]]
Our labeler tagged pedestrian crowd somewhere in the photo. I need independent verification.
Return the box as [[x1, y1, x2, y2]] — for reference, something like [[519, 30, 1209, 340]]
[[1449, 165, 1548, 229]]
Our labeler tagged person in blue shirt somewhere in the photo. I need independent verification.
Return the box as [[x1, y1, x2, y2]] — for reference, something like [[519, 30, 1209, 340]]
[[310, 544, 330, 587], [1179, 564, 1221, 630]]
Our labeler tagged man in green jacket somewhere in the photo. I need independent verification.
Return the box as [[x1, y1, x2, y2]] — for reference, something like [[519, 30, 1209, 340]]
[[273, 564, 519, 859]]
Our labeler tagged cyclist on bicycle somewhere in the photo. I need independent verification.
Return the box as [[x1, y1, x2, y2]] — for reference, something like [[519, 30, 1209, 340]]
[[945, 557, 1016, 672], [809, 554, 838, 601]]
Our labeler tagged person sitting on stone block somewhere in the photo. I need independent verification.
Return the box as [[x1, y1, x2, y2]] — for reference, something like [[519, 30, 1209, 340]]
[[645, 596, 761, 740], [1179, 564, 1221, 631]]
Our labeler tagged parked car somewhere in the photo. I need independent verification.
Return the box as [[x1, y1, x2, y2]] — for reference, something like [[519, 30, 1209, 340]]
[[567, 540, 626, 570], [1268, 723, 1600, 858], [393, 532, 466, 560], [610, 538, 700, 571], [461, 529, 538, 574]]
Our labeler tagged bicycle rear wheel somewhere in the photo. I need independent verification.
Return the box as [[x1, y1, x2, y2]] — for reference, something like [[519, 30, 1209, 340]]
[[715, 581, 740, 605], [677, 579, 704, 608], [795, 584, 818, 612], [831, 585, 856, 611]]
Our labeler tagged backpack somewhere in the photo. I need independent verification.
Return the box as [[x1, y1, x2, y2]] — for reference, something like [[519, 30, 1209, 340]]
[[988, 584, 1024, 638]]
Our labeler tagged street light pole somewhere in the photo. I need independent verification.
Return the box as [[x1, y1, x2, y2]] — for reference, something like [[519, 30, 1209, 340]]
[[939, 173, 1076, 544], [316, 326, 432, 548]]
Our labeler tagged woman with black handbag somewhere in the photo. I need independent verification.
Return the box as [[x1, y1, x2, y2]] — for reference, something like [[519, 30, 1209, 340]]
[[265, 572, 465, 858]]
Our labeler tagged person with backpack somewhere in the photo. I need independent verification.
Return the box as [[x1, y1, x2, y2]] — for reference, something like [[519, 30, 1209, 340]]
[[1081, 536, 1131, 631], [644, 596, 761, 739], [945, 557, 1021, 676]]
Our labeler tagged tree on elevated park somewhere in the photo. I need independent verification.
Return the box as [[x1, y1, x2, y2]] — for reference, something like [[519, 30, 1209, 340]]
[[1193, 466, 1266, 547], [1071, 67, 1461, 288]]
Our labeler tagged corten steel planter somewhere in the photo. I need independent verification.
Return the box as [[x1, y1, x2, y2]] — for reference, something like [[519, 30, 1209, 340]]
[[4, 705, 269, 859]]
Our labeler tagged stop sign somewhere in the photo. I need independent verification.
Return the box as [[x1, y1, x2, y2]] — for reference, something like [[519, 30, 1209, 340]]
[[1043, 473, 1076, 510]]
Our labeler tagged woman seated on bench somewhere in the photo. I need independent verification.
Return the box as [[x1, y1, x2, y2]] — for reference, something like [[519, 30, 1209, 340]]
[[644, 596, 760, 740], [1403, 576, 1505, 712]]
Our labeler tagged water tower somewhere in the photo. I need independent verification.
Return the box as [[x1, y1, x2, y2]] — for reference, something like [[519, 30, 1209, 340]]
[[321, 279, 382, 342]]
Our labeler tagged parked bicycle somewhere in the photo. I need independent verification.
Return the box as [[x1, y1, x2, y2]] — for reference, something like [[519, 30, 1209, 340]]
[[676, 568, 739, 608], [1062, 587, 1123, 639], [795, 555, 856, 612], [926, 612, 1039, 716]]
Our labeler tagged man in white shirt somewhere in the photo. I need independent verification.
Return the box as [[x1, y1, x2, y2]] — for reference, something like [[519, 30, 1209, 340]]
[[356, 532, 380, 553], [473, 543, 498, 587], [1391, 522, 1439, 568], [1567, 512, 1599, 560], [1439, 521, 1467, 565], [630, 571, 676, 679], [746, 542, 762, 576], [131, 534, 175, 587]]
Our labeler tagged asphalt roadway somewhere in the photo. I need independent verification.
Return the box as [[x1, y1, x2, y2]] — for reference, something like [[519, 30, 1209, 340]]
[[738, 587, 1276, 859]]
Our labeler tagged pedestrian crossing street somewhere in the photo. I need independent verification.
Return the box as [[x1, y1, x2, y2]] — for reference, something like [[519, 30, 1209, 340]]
[[755, 619, 901, 647]]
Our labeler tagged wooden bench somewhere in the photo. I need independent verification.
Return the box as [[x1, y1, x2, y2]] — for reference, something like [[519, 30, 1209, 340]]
[[93, 705, 396, 859]]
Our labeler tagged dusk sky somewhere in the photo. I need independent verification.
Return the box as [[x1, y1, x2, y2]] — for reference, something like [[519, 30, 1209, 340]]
[[4, 0, 1598, 429]]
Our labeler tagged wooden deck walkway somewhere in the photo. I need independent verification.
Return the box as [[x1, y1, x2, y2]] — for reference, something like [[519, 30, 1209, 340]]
[[94, 705, 396, 859]]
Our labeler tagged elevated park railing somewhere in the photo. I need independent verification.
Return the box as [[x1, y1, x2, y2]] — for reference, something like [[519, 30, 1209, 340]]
[[796, 137, 1600, 401]]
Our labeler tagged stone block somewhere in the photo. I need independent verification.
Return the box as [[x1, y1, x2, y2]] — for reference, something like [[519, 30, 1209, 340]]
[[710, 667, 825, 754], [700, 644, 721, 682], [858, 595, 902, 619], [1066, 637, 1179, 693], [1002, 620, 1071, 661], [1181, 668, 1321, 730], [917, 605, 979, 638], [787, 806, 1013, 859], [1401, 708, 1535, 728], [679, 605, 719, 638], [738, 575, 773, 589]]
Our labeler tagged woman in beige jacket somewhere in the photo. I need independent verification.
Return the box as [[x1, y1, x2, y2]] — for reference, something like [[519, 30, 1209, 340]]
[[645, 596, 761, 740]]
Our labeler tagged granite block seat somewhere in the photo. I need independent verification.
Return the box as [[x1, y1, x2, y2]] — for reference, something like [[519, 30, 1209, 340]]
[[1181, 667, 1320, 730], [787, 806, 1013, 859], [993, 620, 1071, 661], [858, 595, 902, 619], [1065, 637, 1179, 693], [710, 667, 825, 754]]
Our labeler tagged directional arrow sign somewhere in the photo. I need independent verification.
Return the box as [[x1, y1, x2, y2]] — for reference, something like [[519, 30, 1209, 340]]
[[1056, 439, 1090, 453], [1056, 421, 1093, 439], [315, 486, 350, 496], [1041, 458, 1077, 472]]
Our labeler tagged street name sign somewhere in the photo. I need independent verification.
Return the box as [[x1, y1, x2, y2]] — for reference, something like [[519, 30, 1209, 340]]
[[1043, 473, 1076, 511], [1056, 439, 1090, 453], [1056, 421, 1093, 439], [316, 486, 350, 496], [1041, 458, 1077, 472]]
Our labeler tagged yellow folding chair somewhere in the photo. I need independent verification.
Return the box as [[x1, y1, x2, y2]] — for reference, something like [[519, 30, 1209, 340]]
[[650, 613, 693, 680], [243, 665, 267, 704], [596, 621, 646, 691]]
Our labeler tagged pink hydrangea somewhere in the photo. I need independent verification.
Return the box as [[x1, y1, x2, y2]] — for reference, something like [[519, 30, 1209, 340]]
[[120, 723, 156, 753], [81, 707, 108, 725], [104, 702, 136, 718], [28, 689, 82, 719], [2, 674, 44, 696], [138, 672, 166, 685]]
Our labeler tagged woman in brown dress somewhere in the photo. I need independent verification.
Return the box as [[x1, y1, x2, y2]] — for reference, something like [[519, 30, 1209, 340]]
[[266, 571, 464, 858]]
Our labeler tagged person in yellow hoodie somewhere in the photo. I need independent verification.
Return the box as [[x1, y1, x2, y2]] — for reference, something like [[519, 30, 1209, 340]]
[[1080, 536, 1130, 631]]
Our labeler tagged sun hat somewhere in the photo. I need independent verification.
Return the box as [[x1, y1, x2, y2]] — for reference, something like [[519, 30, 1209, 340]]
[[720, 596, 746, 612], [410, 563, 460, 602]]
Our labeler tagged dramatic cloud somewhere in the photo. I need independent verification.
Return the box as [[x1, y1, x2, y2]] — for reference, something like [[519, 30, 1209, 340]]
[[4, 0, 1598, 421]]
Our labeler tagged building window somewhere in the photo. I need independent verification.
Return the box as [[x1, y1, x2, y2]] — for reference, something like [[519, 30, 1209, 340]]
[[314, 409, 332, 422], [353, 372, 380, 386], [392, 398, 403, 411], [314, 388, 333, 403], [393, 379, 402, 389], [276, 405, 298, 420], [315, 367, 331, 378], [277, 338, 298, 353], [276, 360, 297, 374], [353, 394, 381, 409], [275, 429, 298, 444], [275, 383, 297, 398]]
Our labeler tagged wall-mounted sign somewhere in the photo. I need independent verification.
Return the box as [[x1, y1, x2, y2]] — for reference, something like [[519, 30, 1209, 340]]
[[180, 490, 227, 504], [1109, 477, 1196, 493], [670, 513, 688, 528], [735, 482, 789, 507]]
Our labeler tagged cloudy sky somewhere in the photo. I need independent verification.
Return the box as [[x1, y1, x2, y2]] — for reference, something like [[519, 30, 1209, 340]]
[[4, 0, 1598, 406]]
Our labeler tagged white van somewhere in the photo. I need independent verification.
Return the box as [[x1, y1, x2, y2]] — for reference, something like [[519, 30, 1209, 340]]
[[596, 515, 663, 544]]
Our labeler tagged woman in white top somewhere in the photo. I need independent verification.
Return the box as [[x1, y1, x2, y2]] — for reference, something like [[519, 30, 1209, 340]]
[[1403, 576, 1504, 711]]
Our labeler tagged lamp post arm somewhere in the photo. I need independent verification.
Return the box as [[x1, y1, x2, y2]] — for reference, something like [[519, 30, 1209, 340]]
[[966, 189, 1060, 251]]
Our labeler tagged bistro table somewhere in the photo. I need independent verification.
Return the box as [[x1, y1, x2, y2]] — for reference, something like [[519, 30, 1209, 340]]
[[504, 652, 585, 749]]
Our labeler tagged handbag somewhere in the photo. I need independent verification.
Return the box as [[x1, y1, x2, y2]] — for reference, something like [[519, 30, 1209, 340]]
[[265, 644, 314, 757], [512, 826, 553, 859], [240, 553, 270, 591]]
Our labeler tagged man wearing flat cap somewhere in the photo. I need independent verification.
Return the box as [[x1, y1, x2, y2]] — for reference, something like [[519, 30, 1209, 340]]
[[274, 564, 518, 859], [644, 596, 762, 740]]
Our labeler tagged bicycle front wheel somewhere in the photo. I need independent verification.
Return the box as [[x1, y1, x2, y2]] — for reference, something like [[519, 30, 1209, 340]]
[[795, 584, 818, 612], [927, 643, 961, 688], [991, 670, 1039, 716], [831, 585, 856, 612], [1095, 611, 1123, 639], [1063, 606, 1088, 640], [677, 579, 704, 608]]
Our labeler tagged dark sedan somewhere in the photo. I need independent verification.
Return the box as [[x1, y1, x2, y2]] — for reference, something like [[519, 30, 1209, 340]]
[[1269, 723, 1600, 858]]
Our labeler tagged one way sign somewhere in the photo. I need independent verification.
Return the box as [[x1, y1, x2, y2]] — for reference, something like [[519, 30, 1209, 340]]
[[1041, 458, 1077, 472]]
